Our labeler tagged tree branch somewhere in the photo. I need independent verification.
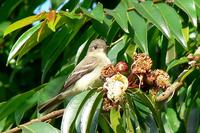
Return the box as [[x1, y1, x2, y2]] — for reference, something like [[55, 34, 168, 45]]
[[3, 109, 64, 133]]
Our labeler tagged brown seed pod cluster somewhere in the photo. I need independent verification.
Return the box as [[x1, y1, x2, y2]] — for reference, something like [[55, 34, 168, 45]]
[[131, 53, 152, 74], [101, 61, 129, 80], [153, 69, 171, 89], [129, 53, 171, 92]]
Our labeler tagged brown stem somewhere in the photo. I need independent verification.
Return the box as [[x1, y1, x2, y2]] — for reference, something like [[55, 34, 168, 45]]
[[156, 81, 183, 102], [3, 109, 64, 133]]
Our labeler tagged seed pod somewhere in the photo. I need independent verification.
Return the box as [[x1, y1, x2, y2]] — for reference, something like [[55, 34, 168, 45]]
[[131, 53, 152, 74], [115, 61, 129, 74]]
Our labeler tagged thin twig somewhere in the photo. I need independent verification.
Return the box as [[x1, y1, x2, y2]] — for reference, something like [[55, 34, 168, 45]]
[[3, 109, 64, 133]]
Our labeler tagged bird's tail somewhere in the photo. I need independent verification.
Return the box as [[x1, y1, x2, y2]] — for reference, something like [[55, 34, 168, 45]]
[[39, 90, 76, 113]]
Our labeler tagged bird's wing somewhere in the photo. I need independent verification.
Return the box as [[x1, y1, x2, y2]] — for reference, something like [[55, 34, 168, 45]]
[[63, 56, 98, 91]]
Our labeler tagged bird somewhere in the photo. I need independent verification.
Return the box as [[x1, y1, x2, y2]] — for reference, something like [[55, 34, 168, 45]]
[[39, 39, 111, 112]]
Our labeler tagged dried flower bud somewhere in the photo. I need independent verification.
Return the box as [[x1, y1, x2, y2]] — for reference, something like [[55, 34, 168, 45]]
[[103, 73, 128, 102], [115, 61, 129, 74], [131, 53, 152, 74], [153, 69, 171, 89], [101, 64, 117, 79]]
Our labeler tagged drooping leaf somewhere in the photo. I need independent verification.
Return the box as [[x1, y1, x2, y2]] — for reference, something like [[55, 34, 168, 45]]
[[98, 114, 113, 133], [21, 122, 60, 133], [129, 91, 165, 133], [133, 1, 171, 38], [155, 3, 187, 48], [7, 23, 41, 64], [15, 92, 39, 125], [127, 11, 148, 54], [80, 91, 103, 133], [174, 0, 197, 27], [17, 23, 52, 62], [107, 2, 129, 33], [0, 90, 35, 120], [110, 108, 125, 133], [165, 108, 180, 132], [4, 13, 46, 36], [61, 90, 93, 133]]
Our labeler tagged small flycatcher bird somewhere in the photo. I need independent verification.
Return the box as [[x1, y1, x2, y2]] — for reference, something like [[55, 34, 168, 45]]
[[39, 39, 111, 112]]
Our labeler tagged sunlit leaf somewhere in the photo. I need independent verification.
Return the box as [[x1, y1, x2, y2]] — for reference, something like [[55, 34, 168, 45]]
[[7, 23, 41, 64], [80, 92, 102, 133], [61, 90, 92, 133], [174, 0, 197, 27], [4, 13, 46, 36], [110, 108, 125, 133], [165, 108, 180, 132], [21, 122, 60, 133], [155, 3, 187, 48], [107, 2, 129, 33], [133, 1, 171, 38], [127, 11, 148, 54]]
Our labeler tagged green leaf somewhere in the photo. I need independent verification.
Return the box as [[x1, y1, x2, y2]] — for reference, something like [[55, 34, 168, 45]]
[[195, 0, 200, 21], [155, 3, 187, 48], [108, 36, 127, 63], [15, 92, 39, 125], [98, 114, 113, 133], [38, 77, 66, 105], [7, 23, 41, 64], [80, 91, 103, 133], [21, 122, 60, 133], [130, 91, 165, 133], [167, 57, 188, 72], [108, 2, 129, 33], [4, 13, 46, 36], [165, 108, 180, 132], [81, 3, 104, 23], [127, 11, 148, 54], [110, 108, 125, 133], [134, 1, 171, 38], [174, 0, 197, 27], [61, 90, 92, 133], [17, 23, 52, 62], [0, 90, 35, 120]]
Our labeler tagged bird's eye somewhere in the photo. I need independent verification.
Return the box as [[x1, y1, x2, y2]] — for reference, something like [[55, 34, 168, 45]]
[[93, 46, 98, 49]]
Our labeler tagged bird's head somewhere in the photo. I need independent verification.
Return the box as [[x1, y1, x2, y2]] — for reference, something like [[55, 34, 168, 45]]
[[88, 39, 108, 53]]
